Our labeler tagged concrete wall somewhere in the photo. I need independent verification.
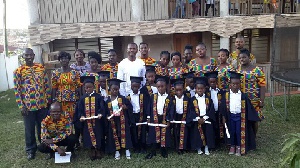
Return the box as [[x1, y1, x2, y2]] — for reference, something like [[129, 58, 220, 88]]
[[0, 54, 19, 92]]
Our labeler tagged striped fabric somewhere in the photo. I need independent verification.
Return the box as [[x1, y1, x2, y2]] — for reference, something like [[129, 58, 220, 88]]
[[100, 63, 118, 78], [188, 58, 218, 77]]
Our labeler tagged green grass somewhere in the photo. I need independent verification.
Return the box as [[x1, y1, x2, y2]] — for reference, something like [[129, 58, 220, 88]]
[[0, 89, 299, 168]]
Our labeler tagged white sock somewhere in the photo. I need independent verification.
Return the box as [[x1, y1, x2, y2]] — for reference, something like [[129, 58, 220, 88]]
[[205, 146, 210, 154], [197, 149, 203, 154], [126, 149, 131, 157], [115, 151, 120, 157]]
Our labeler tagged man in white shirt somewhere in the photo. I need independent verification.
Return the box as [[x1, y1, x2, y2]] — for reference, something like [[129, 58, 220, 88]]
[[117, 43, 146, 96]]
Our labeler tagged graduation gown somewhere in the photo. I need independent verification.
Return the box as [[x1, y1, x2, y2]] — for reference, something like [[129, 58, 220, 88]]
[[172, 94, 191, 150], [187, 94, 216, 149], [126, 92, 149, 147], [106, 95, 134, 153], [76, 93, 107, 149], [147, 94, 174, 148], [220, 91, 260, 155]]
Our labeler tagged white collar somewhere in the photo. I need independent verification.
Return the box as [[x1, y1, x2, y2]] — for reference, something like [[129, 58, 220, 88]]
[[89, 91, 95, 97], [195, 93, 205, 98], [186, 86, 194, 91], [210, 87, 219, 91], [130, 91, 140, 95], [230, 89, 241, 94], [158, 92, 168, 96], [175, 95, 184, 100]]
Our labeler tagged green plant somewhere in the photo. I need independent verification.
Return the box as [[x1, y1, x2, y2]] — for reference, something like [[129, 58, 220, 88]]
[[281, 133, 300, 168]]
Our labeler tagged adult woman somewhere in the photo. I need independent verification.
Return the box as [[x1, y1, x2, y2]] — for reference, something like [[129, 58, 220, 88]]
[[188, 43, 217, 77], [216, 49, 235, 91], [70, 49, 91, 74], [238, 49, 266, 135], [169, 52, 188, 95], [81, 51, 102, 93], [51, 51, 81, 119]]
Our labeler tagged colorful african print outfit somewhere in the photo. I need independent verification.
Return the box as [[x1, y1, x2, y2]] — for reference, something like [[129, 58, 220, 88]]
[[169, 66, 188, 96], [139, 56, 156, 65], [238, 66, 266, 119], [229, 51, 256, 69], [101, 63, 118, 78], [216, 65, 235, 91], [52, 69, 81, 118], [188, 58, 217, 76], [41, 112, 72, 150], [70, 62, 91, 74], [13, 63, 51, 111]]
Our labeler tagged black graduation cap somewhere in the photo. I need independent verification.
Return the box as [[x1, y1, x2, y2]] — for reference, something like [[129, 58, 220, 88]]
[[130, 76, 143, 84], [107, 78, 125, 87], [170, 78, 185, 87], [229, 71, 243, 79], [98, 71, 110, 79], [193, 76, 208, 86], [204, 71, 219, 79], [183, 71, 195, 79], [155, 75, 169, 84], [145, 65, 156, 74], [80, 76, 95, 84]]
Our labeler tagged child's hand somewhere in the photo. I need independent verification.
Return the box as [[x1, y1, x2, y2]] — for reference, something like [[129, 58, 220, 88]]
[[198, 118, 205, 125], [97, 114, 102, 119], [80, 116, 85, 122], [122, 104, 127, 110], [166, 121, 170, 128]]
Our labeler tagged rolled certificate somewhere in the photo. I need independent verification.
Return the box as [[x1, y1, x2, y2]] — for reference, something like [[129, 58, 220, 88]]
[[107, 108, 122, 120], [224, 123, 230, 138], [81, 115, 101, 120], [148, 123, 168, 127], [136, 122, 147, 126], [205, 121, 211, 124], [170, 121, 186, 124]]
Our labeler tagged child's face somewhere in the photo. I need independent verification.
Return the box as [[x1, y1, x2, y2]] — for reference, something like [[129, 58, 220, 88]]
[[108, 51, 117, 64], [89, 58, 98, 71], [239, 53, 250, 65], [171, 55, 181, 67], [99, 77, 107, 89], [156, 81, 167, 95], [160, 54, 170, 67], [175, 85, 184, 98], [186, 78, 194, 89], [131, 82, 140, 94], [84, 83, 95, 94], [217, 51, 228, 64], [195, 84, 206, 96], [146, 72, 155, 85], [230, 79, 241, 92], [208, 78, 217, 89], [110, 85, 120, 96]]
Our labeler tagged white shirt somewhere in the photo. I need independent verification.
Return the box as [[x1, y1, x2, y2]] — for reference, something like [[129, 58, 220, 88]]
[[194, 93, 209, 121], [210, 87, 219, 111], [206, 0, 214, 4], [111, 96, 120, 116], [230, 90, 242, 114], [175, 95, 184, 114], [117, 58, 146, 96], [186, 86, 195, 97], [151, 86, 158, 94], [130, 91, 140, 114], [157, 93, 168, 115], [100, 87, 107, 98]]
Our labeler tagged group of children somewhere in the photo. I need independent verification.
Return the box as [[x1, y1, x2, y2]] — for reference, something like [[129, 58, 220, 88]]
[[75, 60, 261, 161]]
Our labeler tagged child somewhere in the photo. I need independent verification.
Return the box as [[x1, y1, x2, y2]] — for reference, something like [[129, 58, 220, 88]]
[[127, 76, 148, 153], [216, 49, 235, 91], [105, 78, 134, 160], [170, 78, 191, 154], [98, 71, 110, 100], [204, 71, 224, 146], [221, 71, 260, 156], [145, 75, 174, 159], [101, 49, 119, 78], [140, 65, 158, 97], [187, 76, 216, 155], [183, 71, 196, 98], [154, 51, 170, 76], [77, 76, 107, 160]]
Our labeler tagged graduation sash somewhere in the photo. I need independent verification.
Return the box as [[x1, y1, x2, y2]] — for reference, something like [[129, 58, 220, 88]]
[[217, 92, 224, 139], [192, 98, 208, 146], [146, 85, 153, 96], [153, 94, 169, 147], [225, 92, 246, 155], [85, 96, 97, 147], [108, 98, 126, 150], [179, 100, 188, 150]]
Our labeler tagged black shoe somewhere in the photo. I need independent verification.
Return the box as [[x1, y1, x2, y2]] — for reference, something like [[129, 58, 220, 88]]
[[177, 150, 183, 155], [27, 153, 35, 160], [74, 143, 80, 150], [145, 152, 156, 159], [71, 152, 77, 159], [161, 148, 168, 158], [141, 149, 147, 154], [45, 153, 54, 160]]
